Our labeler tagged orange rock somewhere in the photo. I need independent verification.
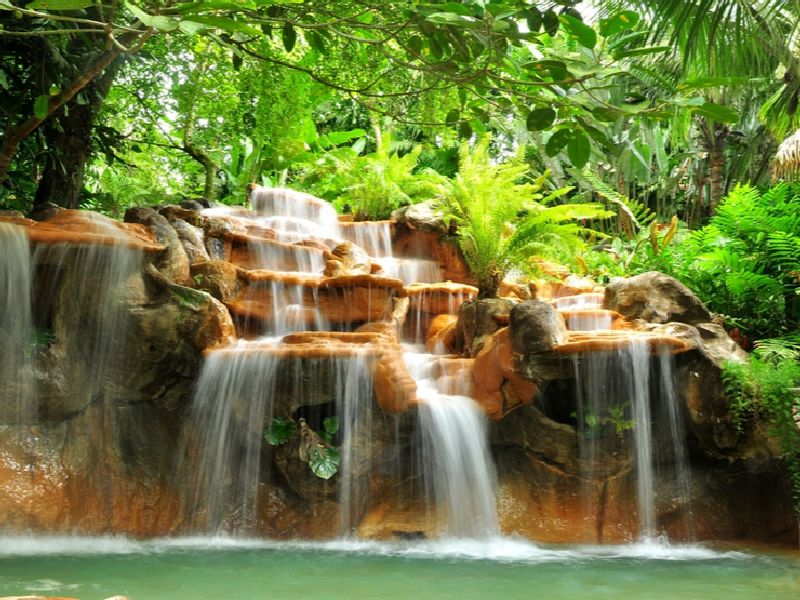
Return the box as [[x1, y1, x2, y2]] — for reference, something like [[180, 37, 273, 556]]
[[403, 282, 477, 316], [0, 211, 163, 252], [557, 274, 597, 297], [471, 328, 537, 420], [554, 331, 692, 355], [392, 226, 475, 285], [425, 314, 458, 353]]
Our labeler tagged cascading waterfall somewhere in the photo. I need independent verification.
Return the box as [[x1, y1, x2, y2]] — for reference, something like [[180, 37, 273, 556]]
[[342, 220, 441, 284], [250, 187, 340, 240], [629, 338, 656, 539], [571, 336, 692, 541], [181, 344, 280, 532], [32, 238, 144, 405], [0, 223, 34, 425], [404, 349, 499, 538], [182, 344, 377, 536]]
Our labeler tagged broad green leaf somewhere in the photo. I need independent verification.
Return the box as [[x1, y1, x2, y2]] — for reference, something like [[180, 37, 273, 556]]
[[0, 69, 8, 91], [182, 16, 260, 35], [598, 10, 639, 37], [545, 128, 571, 156], [426, 12, 481, 29], [0, 0, 13, 10], [693, 102, 738, 124], [26, 0, 93, 8], [306, 30, 326, 54], [178, 20, 206, 34], [175, 1, 260, 13], [525, 7, 542, 33], [446, 109, 460, 126], [33, 95, 49, 120], [324, 129, 366, 146], [308, 446, 339, 480], [126, 4, 179, 31], [526, 107, 556, 132], [282, 22, 296, 52], [542, 9, 559, 36], [567, 130, 591, 168], [560, 15, 596, 50], [264, 417, 297, 446], [323, 416, 340, 436], [614, 46, 671, 59], [407, 35, 424, 54], [672, 96, 705, 107]]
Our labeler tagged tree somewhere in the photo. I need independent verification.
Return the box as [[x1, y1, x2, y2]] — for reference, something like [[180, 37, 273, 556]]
[[2, 1, 675, 210]]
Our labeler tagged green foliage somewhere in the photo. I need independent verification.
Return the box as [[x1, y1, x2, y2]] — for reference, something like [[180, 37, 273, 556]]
[[264, 416, 340, 479], [308, 445, 340, 480], [295, 130, 447, 219], [440, 136, 613, 296], [264, 417, 298, 446], [723, 356, 800, 510], [667, 183, 800, 338]]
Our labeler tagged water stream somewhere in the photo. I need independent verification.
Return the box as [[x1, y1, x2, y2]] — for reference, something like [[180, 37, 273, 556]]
[[0, 223, 34, 425]]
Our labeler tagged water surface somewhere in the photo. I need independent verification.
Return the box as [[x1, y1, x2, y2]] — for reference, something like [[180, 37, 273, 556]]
[[1, 537, 798, 600]]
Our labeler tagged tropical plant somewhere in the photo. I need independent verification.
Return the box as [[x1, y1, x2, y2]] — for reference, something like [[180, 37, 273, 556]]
[[295, 129, 447, 220], [723, 355, 800, 510], [440, 137, 614, 297], [264, 415, 341, 480], [667, 183, 800, 338]]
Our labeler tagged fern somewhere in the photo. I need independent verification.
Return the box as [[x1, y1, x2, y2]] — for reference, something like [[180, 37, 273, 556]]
[[581, 169, 656, 238], [754, 335, 800, 364], [670, 183, 800, 338], [440, 137, 613, 296]]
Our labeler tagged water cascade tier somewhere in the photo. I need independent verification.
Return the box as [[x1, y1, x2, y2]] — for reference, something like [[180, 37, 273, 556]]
[[0, 192, 796, 547]]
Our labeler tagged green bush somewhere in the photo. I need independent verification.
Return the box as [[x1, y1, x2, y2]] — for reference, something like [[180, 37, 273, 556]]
[[723, 354, 800, 509]]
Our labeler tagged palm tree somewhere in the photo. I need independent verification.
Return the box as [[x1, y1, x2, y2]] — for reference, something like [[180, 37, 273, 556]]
[[597, 0, 799, 212]]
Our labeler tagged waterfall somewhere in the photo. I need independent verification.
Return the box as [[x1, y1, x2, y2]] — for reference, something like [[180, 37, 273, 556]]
[[572, 336, 692, 541], [341, 220, 441, 284], [250, 187, 340, 240], [0, 223, 34, 425], [404, 349, 499, 538], [182, 344, 376, 536], [182, 344, 280, 533], [32, 238, 144, 406], [629, 338, 656, 539]]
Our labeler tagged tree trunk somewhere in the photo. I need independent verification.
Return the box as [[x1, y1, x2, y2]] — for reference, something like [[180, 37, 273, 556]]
[[708, 125, 729, 213], [34, 58, 123, 209], [0, 47, 123, 187]]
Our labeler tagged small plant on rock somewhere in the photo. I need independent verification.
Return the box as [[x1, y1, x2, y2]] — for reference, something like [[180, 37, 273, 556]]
[[264, 415, 341, 480]]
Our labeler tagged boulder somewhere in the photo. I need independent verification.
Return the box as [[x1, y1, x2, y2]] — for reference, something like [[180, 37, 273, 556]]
[[455, 298, 514, 357], [191, 260, 242, 303], [169, 218, 210, 264], [158, 204, 200, 223], [509, 300, 568, 356], [604, 271, 712, 325], [325, 242, 371, 276], [391, 200, 446, 232], [124, 206, 191, 285], [30, 202, 63, 222], [471, 328, 537, 419]]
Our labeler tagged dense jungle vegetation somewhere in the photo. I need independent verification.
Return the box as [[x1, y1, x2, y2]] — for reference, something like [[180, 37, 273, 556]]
[[2, 1, 800, 489]]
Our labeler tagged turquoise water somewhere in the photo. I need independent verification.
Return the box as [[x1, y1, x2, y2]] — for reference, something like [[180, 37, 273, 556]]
[[0, 537, 798, 600]]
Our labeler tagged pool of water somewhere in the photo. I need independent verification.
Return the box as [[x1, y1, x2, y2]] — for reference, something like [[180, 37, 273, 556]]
[[0, 537, 798, 600]]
